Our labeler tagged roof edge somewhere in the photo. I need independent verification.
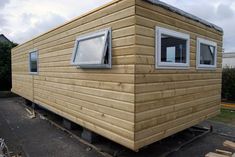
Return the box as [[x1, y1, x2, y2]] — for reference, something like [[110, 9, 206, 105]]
[[12, 0, 122, 50], [144, 0, 223, 33]]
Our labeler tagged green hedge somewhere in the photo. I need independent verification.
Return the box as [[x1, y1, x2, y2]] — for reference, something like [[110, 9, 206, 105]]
[[222, 68, 235, 101], [0, 42, 17, 91]]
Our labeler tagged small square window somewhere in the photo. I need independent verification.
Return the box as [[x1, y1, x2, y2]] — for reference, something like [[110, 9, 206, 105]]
[[29, 51, 38, 74], [156, 27, 190, 69], [197, 38, 217, 69], [71, 28, 112, 68]]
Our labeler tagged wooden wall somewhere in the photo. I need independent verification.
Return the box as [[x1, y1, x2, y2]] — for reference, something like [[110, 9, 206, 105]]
[[12, 0, 136, 150], [12, 0, 223, 151], [12, 41, 34, 101], [133, 0, 222, 150]]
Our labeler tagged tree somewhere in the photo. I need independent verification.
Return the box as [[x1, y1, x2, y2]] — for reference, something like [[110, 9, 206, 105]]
[[0, 42, 18, 91]]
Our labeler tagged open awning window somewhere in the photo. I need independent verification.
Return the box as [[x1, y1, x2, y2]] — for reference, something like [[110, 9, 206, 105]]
[[71, 28, 112, 69], [197, 38, 217, 70]]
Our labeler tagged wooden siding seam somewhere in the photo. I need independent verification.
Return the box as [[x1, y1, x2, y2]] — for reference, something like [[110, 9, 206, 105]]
[[34, 83, 135, 114]]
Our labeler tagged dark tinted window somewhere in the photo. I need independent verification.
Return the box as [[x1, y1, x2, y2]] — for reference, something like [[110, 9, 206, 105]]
[[200, 43, 215, 65], [30, 52, 38, 73], [161, 34, 187, 63]]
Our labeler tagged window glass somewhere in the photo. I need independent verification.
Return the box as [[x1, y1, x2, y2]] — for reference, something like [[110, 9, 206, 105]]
[[30, 51, 38, 73], [161, 34, 187, 63], [197, 38, 217, 69], [74, 35, 106, 64], [71, 29, 111, 68], [200, 43, 215, 65]]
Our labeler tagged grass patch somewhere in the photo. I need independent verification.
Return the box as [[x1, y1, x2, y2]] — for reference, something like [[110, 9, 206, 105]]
[[210, 109, 235, 125]]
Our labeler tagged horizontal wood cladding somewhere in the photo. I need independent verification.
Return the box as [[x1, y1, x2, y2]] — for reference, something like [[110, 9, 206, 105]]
[[34, 88, 134, 133], [33, 1, 135, 44], [135, 73, 221, 84], [135, 104, 220, 140], [135, 79, 221, 94], [134, 0, 222, 150], [12, 75, 33, 101], [38, 65, 135, 74], [34, 80, 134, 103], [135, 84, 220, 103], [34, 15, 136, 51], [134, 105, 220, 149], [135, 93, 220, 123], [35, 76, 134, 93], [11, 43, 34, 101], [12, 0, 136, 150], [136, 89, 220, 113]]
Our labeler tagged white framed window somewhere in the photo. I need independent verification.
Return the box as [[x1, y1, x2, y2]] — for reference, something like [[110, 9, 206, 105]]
[[196, 38, 217, 70], [29, 50, 38, 74], [156, 27, 190, 69], [71, 28, 112, 68]]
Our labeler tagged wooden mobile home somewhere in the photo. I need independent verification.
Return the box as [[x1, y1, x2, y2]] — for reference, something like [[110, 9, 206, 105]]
[[11, 0, 223, 151]]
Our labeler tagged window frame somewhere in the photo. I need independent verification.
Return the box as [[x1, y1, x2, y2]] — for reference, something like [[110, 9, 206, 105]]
[[196, 37, 217, 70], [71, 28, 112, 69], [28, 50, 38, 75], [155, 27, 190, 69]]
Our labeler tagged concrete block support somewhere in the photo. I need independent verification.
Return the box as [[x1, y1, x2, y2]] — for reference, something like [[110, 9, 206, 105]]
[[81, 128, 99, 143], [32, 103, 38, 109], [62, 119, 77, 130]]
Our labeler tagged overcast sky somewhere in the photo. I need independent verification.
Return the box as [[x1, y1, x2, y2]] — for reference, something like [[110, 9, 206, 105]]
[[0, 0, 234, 52]]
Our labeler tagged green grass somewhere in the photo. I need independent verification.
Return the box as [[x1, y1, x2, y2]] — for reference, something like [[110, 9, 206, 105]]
[[210, 109, 235, 125]]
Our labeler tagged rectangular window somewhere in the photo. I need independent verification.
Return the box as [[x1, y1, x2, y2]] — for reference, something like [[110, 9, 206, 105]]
[[71, 28, 112, 68], [197, 38, 217, 69], [29, 51, 38, 74], [156, 27, 190, 69]]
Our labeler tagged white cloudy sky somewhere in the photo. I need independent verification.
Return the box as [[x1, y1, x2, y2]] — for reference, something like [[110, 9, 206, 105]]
[[0, 0, 235, 52]]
